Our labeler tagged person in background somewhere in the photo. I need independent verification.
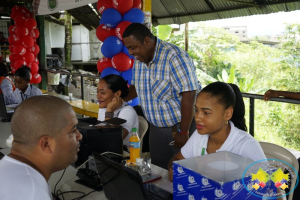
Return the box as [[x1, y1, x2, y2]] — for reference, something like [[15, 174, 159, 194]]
[[167, 82, 266, 181], [123, 23, 201, 169], [97, 74, 139, 148], [6, 66, 42, 104], [0, 95, 82, 199], [263, 89, 300, 101], [0, 63, 15, 104]]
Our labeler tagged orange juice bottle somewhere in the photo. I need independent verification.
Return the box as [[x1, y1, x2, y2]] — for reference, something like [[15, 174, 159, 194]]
[[129, 127, 140, 163]]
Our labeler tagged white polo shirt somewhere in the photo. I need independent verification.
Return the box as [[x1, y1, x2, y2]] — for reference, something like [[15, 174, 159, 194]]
[[98, 102, 139, 147], [181, 121, 266, 161]]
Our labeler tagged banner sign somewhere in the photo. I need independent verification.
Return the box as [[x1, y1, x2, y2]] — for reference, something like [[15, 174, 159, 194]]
[[33, 0, 97, 15]]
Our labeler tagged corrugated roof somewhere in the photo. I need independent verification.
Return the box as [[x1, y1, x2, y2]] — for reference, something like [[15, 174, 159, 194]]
[[151, 0, 300, 25], [1, 0, 300, 28]]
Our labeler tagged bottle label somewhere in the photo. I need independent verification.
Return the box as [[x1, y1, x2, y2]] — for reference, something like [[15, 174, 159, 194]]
[[129, 141, 140, 149]]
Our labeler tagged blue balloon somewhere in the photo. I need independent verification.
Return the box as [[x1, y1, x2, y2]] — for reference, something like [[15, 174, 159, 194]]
[[123, 8, 145, 24], [121, 68, 132, 84], [101, 36, 123, 58], [101, 67, 121, 78], [101, 8, 122, 28], [127, 97, 139, 107], [122, 45, 134, 59]]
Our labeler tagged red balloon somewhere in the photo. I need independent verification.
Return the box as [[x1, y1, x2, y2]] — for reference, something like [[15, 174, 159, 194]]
[[10, 12, 18, 20], [23, 52, 35, 63], [96, 24, 115, 42], [34, 58, 39, 65], [30, 29, 40, 39], [97, 0, 113, 14], [14, 14, 27, 26], [113, 0, 133, 15], [13, 44, 27, 56], [20, 7, 30, 15], [132, 0, 142, 9], [9, 45, 14, 52], [8, 34, 20, 45], [16, 26, 29, 38], [11, 5, 21, 14], [28, 62, 39, 74], [25, 18, 37, 30], [97, 57, 112, 73], [14, 59, 27, 69], [11, 66, 16, 74], [112, 53, 131, 72], [8, 25, 17, 34], [130, 58, 134, 68], [29, 44, 40, 55], [115, 21, 132, 40], [21, 35, 34, 48], [31, 73, 41, 84], [24, 12, 33, 19], [9, 53, 20, 62]]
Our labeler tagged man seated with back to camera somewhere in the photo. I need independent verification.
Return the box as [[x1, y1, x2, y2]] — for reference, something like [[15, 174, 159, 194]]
[[97, 74, 139, 150], [0, 95, 82, 200]]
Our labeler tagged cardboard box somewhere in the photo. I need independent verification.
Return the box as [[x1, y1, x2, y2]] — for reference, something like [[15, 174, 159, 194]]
[[173, 151, 277, 200]]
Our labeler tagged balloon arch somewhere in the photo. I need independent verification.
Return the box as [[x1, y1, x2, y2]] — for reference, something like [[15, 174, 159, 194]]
[[96, 0, 144, 106], [8, 5, 41, 84]]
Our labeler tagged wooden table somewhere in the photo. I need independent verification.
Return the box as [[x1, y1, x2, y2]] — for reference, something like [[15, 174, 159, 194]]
[[45, 91, 99, 118]]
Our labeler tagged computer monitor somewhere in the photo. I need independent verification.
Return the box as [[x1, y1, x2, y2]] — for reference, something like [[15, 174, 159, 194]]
[[75, 124, 123, 168]]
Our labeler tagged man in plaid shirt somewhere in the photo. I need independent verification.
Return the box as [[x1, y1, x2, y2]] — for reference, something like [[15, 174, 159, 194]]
[[123, 23, 201, 169]]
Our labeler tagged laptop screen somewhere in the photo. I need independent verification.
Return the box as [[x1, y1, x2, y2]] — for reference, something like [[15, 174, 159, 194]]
[[93, 152, 146, 200]]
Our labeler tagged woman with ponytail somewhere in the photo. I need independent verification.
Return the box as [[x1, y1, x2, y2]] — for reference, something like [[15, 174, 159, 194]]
[[168, 82, 266, 181]]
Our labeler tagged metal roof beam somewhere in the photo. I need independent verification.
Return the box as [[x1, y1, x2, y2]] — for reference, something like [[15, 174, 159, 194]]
[[204, 0, 216, 11]]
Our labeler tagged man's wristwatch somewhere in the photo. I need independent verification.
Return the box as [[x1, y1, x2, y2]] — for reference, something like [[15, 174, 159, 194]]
[[105, 112, 114, 118]]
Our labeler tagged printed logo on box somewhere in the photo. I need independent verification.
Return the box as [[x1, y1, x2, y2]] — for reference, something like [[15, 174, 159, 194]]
[[242, 158, 299, 199], [188, 194, 195, 200], [177, 183, 185, 192]]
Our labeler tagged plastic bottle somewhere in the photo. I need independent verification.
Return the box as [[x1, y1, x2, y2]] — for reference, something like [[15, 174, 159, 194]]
[[129, 127, 140, 163]]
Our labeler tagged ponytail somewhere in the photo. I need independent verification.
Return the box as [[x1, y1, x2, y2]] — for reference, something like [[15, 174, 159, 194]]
[[228, 83, 247, 131], [200, 82, 247, 131]]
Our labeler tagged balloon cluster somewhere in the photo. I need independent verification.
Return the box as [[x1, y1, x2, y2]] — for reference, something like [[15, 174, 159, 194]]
[[8, 5, 41, 84], [96, 0, 144, 106]]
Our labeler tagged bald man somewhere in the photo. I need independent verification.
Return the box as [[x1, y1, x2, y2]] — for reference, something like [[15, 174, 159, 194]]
[[0, 96, 82, 200]]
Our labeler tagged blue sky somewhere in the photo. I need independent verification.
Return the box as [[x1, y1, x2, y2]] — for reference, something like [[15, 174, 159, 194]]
[[198, 10, 300, 37]]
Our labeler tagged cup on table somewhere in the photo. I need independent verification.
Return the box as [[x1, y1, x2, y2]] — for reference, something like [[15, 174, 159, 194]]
[[69, 93, 73, 100]]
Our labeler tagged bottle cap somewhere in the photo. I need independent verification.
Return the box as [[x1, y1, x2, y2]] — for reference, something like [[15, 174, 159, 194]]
[[132, 127, 137, 132]]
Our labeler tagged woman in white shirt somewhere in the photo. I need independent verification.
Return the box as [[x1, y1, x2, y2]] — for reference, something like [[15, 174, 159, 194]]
[[97, 74, 139, 148], [6, 66, 43, 105], [168, 82, 266, 181]]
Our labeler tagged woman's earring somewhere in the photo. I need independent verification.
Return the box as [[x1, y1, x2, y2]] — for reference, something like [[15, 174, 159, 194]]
[[224, 121, 228, 125]]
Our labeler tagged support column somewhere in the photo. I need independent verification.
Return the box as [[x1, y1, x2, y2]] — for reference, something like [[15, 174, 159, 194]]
[[143, 0, 152, 30], [37, 15, 47, 90]]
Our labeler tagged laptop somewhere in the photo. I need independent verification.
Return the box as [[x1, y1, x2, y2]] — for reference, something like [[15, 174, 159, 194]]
[[0, 93, 16, 122], [93, 152, 173, 200]]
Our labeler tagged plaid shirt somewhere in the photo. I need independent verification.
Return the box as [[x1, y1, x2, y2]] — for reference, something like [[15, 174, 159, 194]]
[[132, 38, 201, 127]]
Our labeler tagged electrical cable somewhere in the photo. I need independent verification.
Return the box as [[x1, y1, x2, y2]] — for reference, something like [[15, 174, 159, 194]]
[[54, 168, 66, 197]]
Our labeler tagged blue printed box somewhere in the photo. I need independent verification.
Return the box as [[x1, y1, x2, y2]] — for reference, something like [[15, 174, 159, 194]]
[[173, 151, 277, 200]]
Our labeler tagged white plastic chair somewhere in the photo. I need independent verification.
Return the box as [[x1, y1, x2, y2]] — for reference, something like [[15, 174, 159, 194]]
[[138, 116, 150, 158], [259, 141, 299, 200]]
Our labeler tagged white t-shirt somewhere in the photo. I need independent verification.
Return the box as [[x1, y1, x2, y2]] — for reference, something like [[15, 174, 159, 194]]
[[98, 102, 139, 146], [0, 156, 52, 200], [181, 121, 266, 161]]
